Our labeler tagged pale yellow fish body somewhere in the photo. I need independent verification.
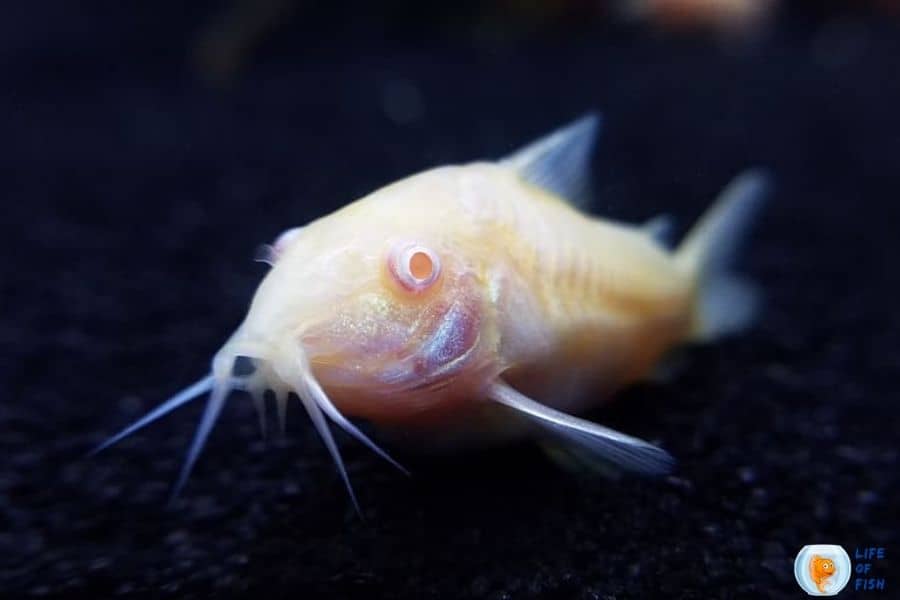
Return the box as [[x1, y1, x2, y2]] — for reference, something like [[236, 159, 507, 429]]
[[98, 115, 768, 498], [290, 162, 694, 439]]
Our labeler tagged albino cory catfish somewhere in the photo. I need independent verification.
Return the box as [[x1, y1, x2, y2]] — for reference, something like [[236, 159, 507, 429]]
[[93, 114, 769, 509]]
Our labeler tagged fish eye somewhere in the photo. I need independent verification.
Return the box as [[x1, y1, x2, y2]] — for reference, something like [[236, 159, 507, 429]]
[[389, 242, 441, 292]]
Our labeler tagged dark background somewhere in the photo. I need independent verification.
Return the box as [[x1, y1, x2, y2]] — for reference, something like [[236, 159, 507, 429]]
[[2, 1, 899, 598]]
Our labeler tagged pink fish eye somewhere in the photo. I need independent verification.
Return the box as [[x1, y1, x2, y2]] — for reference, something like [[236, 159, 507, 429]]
[[389, 243, 441, 292]]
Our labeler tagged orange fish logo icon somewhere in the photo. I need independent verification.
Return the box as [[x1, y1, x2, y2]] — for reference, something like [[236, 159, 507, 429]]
[[794, 545, 851, 596], [809, 555, 837, 593]]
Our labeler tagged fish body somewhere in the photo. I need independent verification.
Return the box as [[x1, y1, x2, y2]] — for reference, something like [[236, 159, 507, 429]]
[[809, 555, 836, 593], [94, 115, 770, 506]]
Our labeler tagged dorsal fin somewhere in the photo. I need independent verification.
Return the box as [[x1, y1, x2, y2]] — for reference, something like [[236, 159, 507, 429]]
[[500, 113, 601, 209]]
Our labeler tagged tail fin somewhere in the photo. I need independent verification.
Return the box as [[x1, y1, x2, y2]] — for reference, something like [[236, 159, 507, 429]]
[[674, 169, 772, 343]]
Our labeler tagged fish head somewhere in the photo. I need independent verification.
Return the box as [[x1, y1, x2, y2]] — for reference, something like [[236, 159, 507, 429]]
[[811, 556, 836, 577], [222, 168, 502, 418]]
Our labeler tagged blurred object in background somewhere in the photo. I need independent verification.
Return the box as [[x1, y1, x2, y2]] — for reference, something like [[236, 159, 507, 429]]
[[616, 0, 778, 37], [189, 0, 900, 85]]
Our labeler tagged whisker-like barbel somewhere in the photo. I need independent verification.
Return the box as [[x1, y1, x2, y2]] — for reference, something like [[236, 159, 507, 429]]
[[89, 374, 214, 456], [169, 379, 232, 502], [295, 384, 361, 515], [300, 371, 410, 476]]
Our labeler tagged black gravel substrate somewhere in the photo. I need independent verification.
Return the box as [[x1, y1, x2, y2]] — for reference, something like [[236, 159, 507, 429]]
[[2, 2, 898, 598]]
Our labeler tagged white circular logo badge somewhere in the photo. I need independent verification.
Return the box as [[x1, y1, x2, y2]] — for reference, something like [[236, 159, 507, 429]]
[[794, 545, 852, 596]]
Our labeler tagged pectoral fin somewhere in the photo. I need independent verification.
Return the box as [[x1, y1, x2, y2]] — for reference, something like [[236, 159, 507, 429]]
[[486, 380, 674, 477]]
